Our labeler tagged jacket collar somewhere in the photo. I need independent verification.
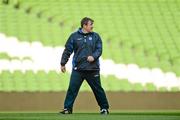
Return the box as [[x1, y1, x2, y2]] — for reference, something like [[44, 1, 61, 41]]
[[78, 28, 93, 35]]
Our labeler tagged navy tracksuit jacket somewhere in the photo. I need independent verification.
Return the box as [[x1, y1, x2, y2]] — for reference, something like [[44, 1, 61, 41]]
[[61, 28, 102, 71]]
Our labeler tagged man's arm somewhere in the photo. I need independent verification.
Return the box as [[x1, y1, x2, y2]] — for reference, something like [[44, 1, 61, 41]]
[[60, 34, 74, 72], [92, 34, 102, 60]]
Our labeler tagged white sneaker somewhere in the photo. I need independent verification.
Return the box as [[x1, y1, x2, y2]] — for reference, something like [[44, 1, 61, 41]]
[[100, 109, 109, 115]]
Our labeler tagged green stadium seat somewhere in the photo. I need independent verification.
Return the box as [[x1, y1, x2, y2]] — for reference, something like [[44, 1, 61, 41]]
[[25, 70, 38, 92], [0, 71, 14, 92], [132, 83, 144, 92], [144, 83, 157, 92], [171, 87, 179, 92], [35, 70, 51, 92], [159, 87, 168, 92], [13, 70, 26, 92]]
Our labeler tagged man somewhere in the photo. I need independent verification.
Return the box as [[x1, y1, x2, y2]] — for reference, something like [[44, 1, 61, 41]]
[[60, 17, 109, 114]]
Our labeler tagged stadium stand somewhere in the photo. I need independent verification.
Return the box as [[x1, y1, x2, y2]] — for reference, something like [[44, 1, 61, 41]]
[[0, 0, 179, 92]]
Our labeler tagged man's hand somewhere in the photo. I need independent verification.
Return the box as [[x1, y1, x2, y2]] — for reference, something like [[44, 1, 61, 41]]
[[87, 56, 94, 63], [61, 65, 66, 73]]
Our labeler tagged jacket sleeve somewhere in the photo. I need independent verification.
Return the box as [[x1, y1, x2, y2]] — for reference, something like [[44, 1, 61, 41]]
[[92, 34, 102, 60], [60, 34, 74, 66]]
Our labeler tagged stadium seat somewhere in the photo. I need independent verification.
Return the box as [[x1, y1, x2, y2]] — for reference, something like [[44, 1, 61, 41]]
[[0, 71, 14, 92]]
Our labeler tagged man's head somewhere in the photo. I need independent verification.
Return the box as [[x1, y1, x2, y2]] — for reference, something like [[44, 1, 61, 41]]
[[81, 17, 94, 33]]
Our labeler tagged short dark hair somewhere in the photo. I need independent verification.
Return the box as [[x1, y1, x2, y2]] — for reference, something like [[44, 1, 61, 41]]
[[81, 17, 94, 28]]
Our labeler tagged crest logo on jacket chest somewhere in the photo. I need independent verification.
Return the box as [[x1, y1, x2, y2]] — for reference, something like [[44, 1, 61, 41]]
[[89, 37, 92, 40]]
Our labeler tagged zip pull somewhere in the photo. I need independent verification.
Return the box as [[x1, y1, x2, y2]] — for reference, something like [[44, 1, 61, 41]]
[[84, 36, 87, 42]]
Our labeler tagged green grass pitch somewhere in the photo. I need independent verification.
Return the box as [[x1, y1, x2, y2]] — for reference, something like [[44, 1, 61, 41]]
[[0, 111, 180, 120]]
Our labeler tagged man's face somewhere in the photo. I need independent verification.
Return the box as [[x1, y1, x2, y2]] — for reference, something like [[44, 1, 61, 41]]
[[84, 21, 93, 32]]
